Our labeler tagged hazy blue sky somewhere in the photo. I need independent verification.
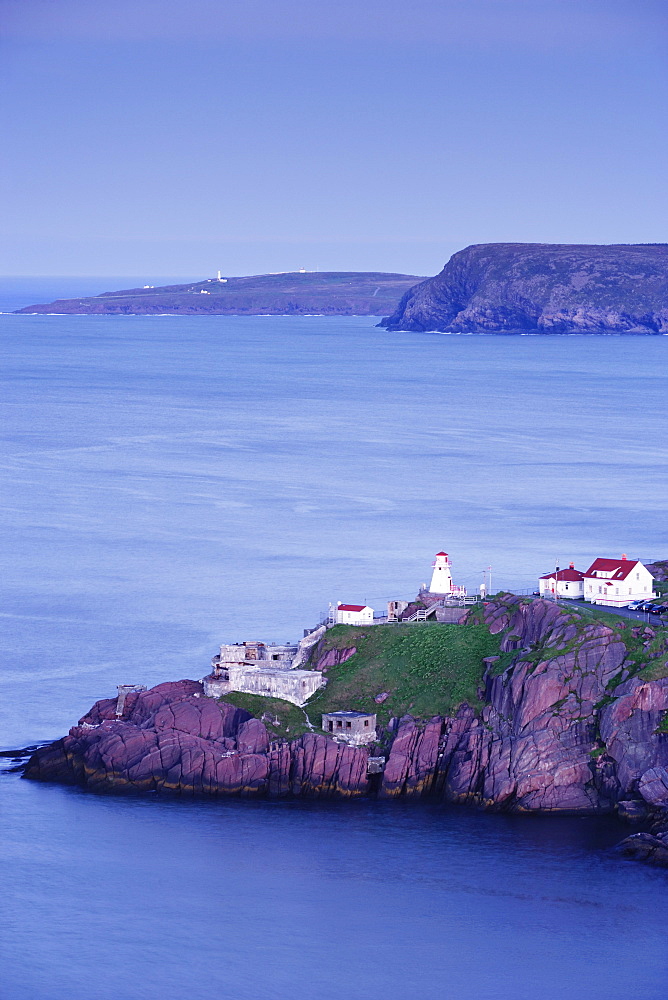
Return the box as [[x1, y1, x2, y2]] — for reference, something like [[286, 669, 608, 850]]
[[1, 0, 666, 277]]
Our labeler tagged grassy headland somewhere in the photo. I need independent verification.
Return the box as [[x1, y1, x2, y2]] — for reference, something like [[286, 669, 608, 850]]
[[223, 621, 502, 741], [16, 271, 425, 317], [222, 601, 668, 743]]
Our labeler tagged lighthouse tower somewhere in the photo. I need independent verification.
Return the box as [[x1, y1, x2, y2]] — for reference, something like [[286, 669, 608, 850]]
[[429, 552, 455, 594]]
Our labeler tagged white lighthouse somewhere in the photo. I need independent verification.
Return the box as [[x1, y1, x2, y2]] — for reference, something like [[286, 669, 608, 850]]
[[429, 551, 453, 594], [428, 551, 466, 597]]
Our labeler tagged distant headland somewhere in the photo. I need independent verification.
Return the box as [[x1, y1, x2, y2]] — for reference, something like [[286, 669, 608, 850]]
[[14, 271, 425, 317], [380, 243, 668, 334], [16, 244, 668, 333]]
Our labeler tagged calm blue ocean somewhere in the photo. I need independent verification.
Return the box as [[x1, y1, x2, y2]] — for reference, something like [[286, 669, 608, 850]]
[[1, 287, 667, 999]]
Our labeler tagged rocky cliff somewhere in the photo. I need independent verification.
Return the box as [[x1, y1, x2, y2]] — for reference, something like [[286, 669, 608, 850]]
[[15, 271, 424, 317], [23, 598, 668, 861], [380, 243, 668, 334], [433, 599, 668, 816], [23, 679, 370, 799]]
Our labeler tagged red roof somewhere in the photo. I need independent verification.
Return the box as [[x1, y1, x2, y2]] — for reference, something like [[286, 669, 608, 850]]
[[540, 568, 584, 582], [338, 604, 369, 612], [584, 557, 641, 581], [435, 551, 448, 557]]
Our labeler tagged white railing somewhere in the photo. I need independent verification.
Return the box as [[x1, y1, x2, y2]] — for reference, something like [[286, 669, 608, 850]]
[[404, 607, 438, 622]]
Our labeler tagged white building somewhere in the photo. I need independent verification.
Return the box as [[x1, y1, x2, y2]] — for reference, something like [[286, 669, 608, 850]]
[[583, 555, 655, 607], [202, 665, 324, 706], [428, 551, 467, 598], [202, 637, 325, 706], [335, 603, 374, 626], [538, 562, 585, 599]]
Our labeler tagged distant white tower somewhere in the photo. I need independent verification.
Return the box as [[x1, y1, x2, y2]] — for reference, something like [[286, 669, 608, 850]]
[[429, 551, 454, 594]]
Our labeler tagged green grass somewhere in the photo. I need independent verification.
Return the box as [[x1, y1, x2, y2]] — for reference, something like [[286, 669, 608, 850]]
[[304, 622, 502, 729], [218, 693, 311, 740], [220, 622, 503, 739], [219, 599, 668, 741], [637, 658, 668, 683], [484, 648, 517, 676]]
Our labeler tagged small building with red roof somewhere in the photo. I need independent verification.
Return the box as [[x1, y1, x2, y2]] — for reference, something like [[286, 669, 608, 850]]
[[334, 602, 374, 626], [583, 554, 655, 607], [538, 562, 585, 599]]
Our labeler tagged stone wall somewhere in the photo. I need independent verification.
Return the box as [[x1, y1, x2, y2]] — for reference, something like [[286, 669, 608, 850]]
[[202, 665, 325, 706]]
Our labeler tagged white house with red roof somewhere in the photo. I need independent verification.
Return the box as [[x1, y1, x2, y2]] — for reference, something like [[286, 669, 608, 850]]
[[583, 554, 655, 607], [539, 562, 585, 599], [335, 603, 374, 625]]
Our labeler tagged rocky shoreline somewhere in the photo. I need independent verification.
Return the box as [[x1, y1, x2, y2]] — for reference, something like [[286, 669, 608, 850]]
[[23, 596, 668, 866]]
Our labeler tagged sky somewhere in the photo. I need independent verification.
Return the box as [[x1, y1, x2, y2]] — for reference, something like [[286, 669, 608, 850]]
[[1, 0, 666, 277]]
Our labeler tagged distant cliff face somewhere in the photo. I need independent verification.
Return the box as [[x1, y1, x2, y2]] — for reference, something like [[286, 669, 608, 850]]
[[15, 271, 424, 317], [380, 243, 668, 334]]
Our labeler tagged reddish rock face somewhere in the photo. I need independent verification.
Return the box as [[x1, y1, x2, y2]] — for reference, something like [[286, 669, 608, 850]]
[[600, 677, 668, 798], [289, 734, 369, 798], [313, 647, 357, 670], [24, 680, 368, 799], [236, 718, 270, 755], [432, 598, 668, 813], [638, 767, 668, 807], [380, 717, 443, 798], [22, 598, 668, 821]]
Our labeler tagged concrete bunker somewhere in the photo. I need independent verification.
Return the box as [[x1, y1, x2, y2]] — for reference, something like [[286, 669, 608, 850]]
[[322, 710, 377, 745], [202, 638, 324, 706]]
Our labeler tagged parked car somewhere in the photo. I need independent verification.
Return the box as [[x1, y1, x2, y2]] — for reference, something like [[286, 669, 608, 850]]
[[626, 600, 645, 610], [637, 602, 657, 613]]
